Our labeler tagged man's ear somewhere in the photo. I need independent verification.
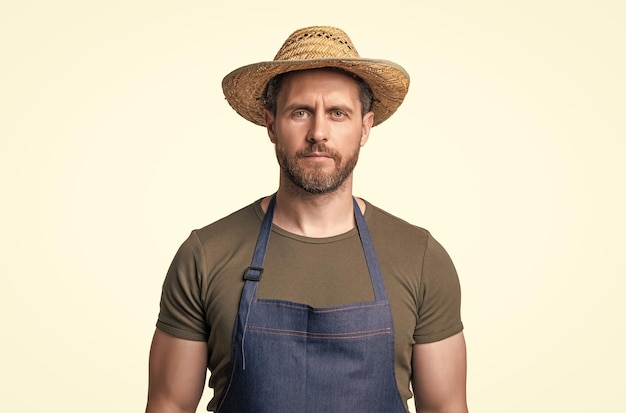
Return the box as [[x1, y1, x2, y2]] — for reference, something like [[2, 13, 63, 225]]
[[360, 111, 374, 147], [264, 109, 277, 143]]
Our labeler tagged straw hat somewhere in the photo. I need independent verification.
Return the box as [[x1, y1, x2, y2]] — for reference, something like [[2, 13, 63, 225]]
[[222, 26, 410, 127]]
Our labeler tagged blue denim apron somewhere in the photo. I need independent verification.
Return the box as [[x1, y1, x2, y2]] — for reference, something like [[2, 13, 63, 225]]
[[216, 196, 406, 412]]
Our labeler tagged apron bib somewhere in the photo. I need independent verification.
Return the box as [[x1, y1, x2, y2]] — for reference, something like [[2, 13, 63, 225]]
[[216, 196, 406, 412]]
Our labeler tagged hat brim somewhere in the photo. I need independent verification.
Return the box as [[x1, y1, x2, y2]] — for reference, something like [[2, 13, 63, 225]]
[[222, 58, 410, 127]]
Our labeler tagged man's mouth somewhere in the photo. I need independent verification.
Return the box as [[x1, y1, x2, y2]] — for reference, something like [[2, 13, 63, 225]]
[[304, 152, 332, 158]]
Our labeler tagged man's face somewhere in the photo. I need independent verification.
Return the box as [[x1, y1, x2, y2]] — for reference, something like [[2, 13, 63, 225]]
[[264, 69, 374, 194]]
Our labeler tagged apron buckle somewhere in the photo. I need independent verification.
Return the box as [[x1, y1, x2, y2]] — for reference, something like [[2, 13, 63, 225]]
[[243, 266, 264, 281]]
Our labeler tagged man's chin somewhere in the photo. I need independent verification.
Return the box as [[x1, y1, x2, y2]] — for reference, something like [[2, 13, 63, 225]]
[[290, 174, 347, 195]]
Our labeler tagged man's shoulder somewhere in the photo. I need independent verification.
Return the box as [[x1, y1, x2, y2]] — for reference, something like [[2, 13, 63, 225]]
[[365, 200, 431, 238], [363, 200, 435, 259], [192, 199, 262, 244]]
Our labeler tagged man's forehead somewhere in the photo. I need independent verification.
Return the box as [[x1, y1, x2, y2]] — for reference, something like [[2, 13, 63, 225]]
[[279, 68, 361, 98]]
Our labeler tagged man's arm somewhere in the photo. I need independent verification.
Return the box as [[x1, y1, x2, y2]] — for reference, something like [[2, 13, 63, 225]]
[[412, 332, 468, 413], [146, 329, 208, 413]]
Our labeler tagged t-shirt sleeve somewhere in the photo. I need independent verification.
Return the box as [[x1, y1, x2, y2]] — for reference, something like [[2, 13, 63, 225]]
[[413, 233, 464, 344], [156, 231, 209, 341]]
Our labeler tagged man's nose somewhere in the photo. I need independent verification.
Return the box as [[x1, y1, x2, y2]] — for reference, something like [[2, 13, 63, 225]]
[[307, 114, 329, 143]]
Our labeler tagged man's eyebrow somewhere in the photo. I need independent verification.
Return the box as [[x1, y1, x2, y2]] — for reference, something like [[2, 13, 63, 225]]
[[328, 104, 354, 114], [282, 103, 314, 113]]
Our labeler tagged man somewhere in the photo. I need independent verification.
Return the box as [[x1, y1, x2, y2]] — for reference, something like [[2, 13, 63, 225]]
[[146, 26, 467, 413]]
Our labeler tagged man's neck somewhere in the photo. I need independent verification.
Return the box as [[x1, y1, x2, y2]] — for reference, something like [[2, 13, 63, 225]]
[[261, 180, 365, 238]]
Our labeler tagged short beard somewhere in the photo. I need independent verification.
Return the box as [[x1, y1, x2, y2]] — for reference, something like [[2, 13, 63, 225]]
[[276, 142, 360, 194]]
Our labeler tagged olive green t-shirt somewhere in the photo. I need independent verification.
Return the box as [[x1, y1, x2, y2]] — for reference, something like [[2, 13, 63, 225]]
[[156, 198, 463, 411]]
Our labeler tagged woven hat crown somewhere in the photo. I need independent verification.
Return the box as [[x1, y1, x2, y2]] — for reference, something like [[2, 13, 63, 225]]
[[273, 27, 360, 61]]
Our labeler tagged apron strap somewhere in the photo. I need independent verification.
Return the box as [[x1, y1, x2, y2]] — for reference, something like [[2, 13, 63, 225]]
[[243, 195, 276, 281], [352, 197, 388, 302]]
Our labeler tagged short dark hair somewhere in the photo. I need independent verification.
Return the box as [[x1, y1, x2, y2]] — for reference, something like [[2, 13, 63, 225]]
[[263, 68, 374, 117]]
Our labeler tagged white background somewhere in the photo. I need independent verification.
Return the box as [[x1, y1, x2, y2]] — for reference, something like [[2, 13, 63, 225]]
[[1, 1, 624, 411]]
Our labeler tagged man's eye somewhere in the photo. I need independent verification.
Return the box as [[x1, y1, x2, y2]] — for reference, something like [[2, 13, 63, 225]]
[[293, 111, 307, 118], [332, 111, 345, 118]]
